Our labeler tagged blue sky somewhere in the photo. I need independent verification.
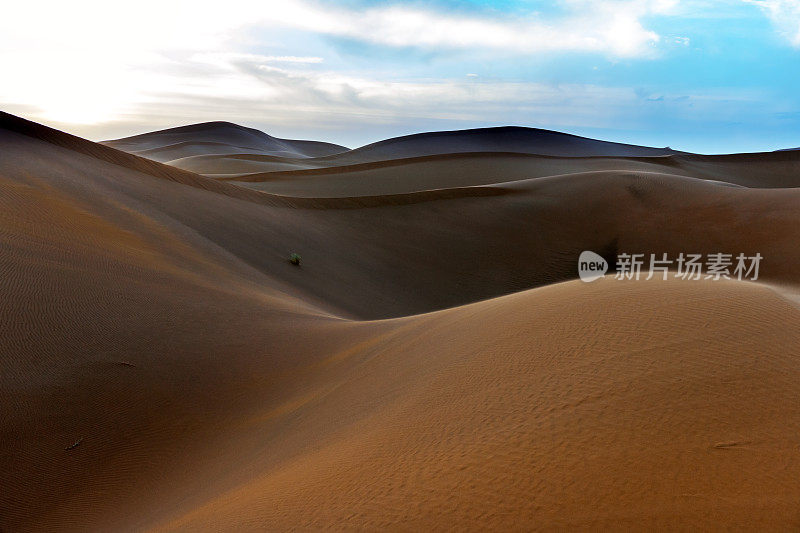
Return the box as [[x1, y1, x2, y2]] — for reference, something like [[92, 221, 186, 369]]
[[1, 0, 799, 152]]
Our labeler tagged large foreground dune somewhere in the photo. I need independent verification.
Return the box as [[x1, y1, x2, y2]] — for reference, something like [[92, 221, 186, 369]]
[[3, 111, 800, 531]]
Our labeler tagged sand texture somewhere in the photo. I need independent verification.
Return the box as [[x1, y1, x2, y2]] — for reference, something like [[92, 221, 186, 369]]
[[3, 112, 800, 531]]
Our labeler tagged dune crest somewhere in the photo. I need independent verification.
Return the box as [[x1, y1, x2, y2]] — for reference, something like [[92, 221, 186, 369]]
[[102, 121, 349, 162]]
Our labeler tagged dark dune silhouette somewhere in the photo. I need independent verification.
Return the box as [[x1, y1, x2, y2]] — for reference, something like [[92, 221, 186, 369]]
[[103, 123, 683, 176], [318, 125, 682, 162], [102, 121, 349, 162], [104, 122, 800, 194]]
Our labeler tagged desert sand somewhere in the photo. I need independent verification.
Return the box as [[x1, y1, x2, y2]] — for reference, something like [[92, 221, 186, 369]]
[[2, 111, 800, 531]]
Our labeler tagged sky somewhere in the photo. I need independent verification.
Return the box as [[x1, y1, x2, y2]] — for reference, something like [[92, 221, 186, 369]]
[[1, 0, 799, 153]]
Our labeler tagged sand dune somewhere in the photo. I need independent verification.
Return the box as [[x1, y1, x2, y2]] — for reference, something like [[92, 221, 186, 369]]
[[308, 125, 681, 163], [222, 151, 800, 196], [106, 122, 800, 194], [167, 153, 321, 176], [102, 121, 349, 163], [149, 278, 800, 531], [103, 123, 682, 178], [3, 112, 800, 531]]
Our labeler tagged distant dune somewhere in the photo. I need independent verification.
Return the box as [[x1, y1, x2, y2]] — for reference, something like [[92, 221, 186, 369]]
[[103, 121, 349, 163], [103, 123, 680, 175], [104, 122, 800, 195], [3, 111, 800, 531], [311, 125, 682, 162]]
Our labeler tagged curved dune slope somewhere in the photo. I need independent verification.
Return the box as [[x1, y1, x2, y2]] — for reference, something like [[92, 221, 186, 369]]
[[227, 151, 800, 196], [151, 278, 800, 531], [102, 121, 349, 162], [168, 152, 321, 176], [2, 113, 800, 531], [5, 118, 800, 318]]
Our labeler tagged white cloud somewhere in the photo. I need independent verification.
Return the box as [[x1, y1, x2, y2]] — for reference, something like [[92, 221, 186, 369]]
[[0, 37, 764, 150], [0, 0, 676, 128], [46, 52, 757, 147], [258, 0, 669, 58], [262, 56, 324, 64], [745, 0, 800, 46]]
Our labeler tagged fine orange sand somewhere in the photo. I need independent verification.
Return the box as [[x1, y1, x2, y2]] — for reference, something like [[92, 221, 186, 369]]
[[3, 111, 800, 531]]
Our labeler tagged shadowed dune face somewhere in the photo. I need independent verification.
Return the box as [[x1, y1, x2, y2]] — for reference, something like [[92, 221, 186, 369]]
[[3, 112, 800, 531], [4, 122, 800, 319]]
